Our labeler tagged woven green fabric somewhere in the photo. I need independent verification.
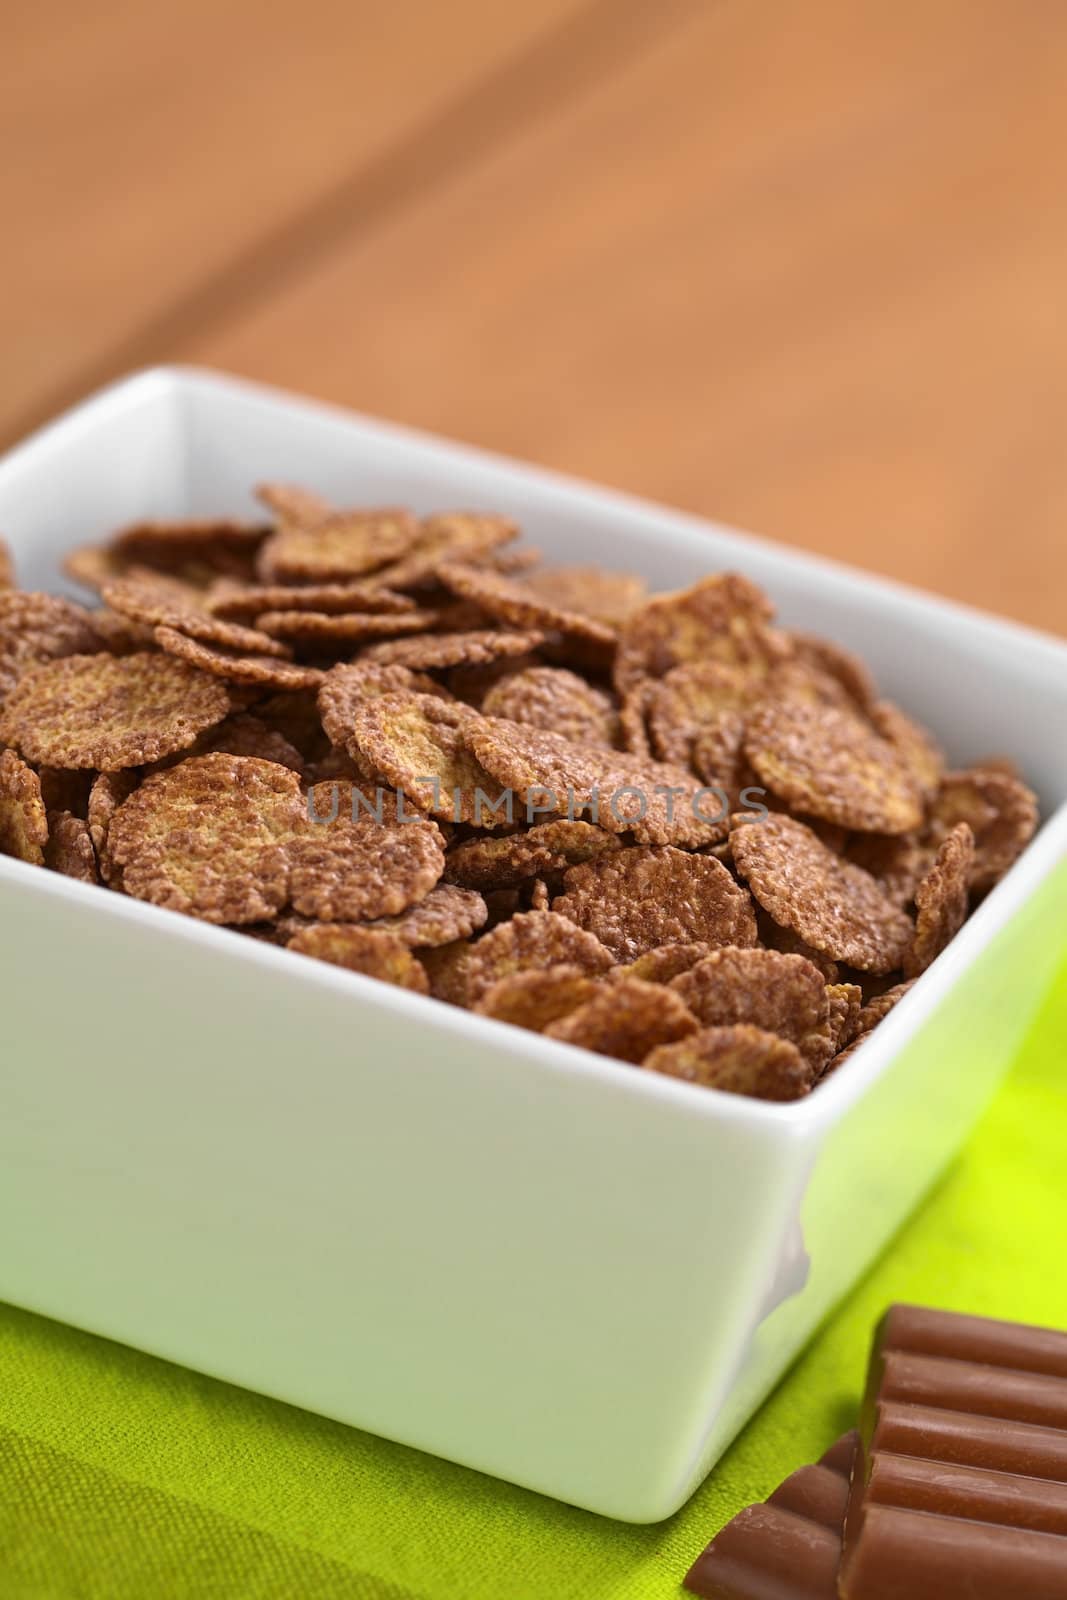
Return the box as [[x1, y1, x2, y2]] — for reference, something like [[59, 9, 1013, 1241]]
[[2, 962, 1065, 1600]]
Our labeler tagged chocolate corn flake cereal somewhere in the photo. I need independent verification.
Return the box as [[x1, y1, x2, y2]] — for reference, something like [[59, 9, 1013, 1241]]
[[111, 517, 268, 568], [154, 626, 325, 690], [108, 754, 306, 923], [416, 601, 499, 633], [444, 818, 620, 890], [905, 821, 975, 978], [512, 818, 623, 870], [551, 846, 757, 962], [433, 596, 537, 635], [254, 608, 439, 647], [318, 661, 451, 751], [87, 770, 139, 883], [545, 977, 697, 1063], [744, 700, 923, 834], [62, 544, 124, 595], [286, 924, 430, 993], [463, 910, 613, 1006], [101, 577, 292, 658], [929, 767, 1038, 892], [853, 979, 916, 1037], [361, 629, 545, 671], [257, 508, 417, 582], [117, 566, 213, 609], [756, 915, 840, 982], [824, 982, 864, 1058], [644, 1025, 809, 1101], [971, 754, 1024, 780], [4, 482, 1041, 1093], [930, 770, 996, 836], [0, 651, 231, 770], [87, 608, 158, 654], [522, 882, 560, 918], [481, 666, 620, 748], [445, 651, 545, 709], [869, 699, 945, 800], [437, 562, 617, 647], [98, 566, 209, 607], [618, 683, 654, 757], [528, 877, 551, 911], [252, 687, 332, 760], [254, 482, 334, 525], [208, 580, 416, 621], [486, 546, 542, 577], [730, 813, 914, 974], [60, 529, 257, 592], [419, 938, 479, 1005], [409, 602, 496, 638], [786, 633, 878, 715], [67, 551, 217, 606], [72, 547, 202, 599], [358, 883, 488, 947], [306, 776, 426, 829], [821, 1034, 866, 1074], [465, 717, 728, 848], [346, 693, 500, 825], [520, 565, 647, 628], [43, 810, 100, 883], [691, 711, 751, 800], [843, 830, 928, 907], [0, 538, 14, 590], [670, 947, 830, 1069], [826, 981, 916, 1074], [612, 943, 713, 985], [288, 783, 444, 922], [614, 573, 785, 693], [474, 964, 604, 1033], [369, 512, 519, 591], [0, 749, 48, 864], [763, 655, 864, 716], [0, 591, 106, 697], [646, 661, 753, 767], [200, 712, 306, 774]]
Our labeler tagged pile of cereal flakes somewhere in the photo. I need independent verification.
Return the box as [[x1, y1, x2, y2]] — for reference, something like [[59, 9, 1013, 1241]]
[[0, 493, 1039, 1100]]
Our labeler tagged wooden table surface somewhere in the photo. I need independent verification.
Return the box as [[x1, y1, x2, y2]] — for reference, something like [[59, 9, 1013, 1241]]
[[3, 0, 1065, 635]]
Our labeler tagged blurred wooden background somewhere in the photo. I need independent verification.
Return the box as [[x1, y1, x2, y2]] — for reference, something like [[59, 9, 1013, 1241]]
[[3, 0, 1065, 634]]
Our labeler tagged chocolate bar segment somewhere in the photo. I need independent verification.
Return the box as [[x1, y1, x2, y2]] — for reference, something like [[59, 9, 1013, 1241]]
[[841, 1505, 1067, 1600], [862, 1451, 1067, 1536], [869, 1400, 1067, 1481], [873, 1347, 1067, 1427], [683, 1434, 856, 1599], [866, 1302, 1067, 1379], [841, 1304, 1067, 1598]]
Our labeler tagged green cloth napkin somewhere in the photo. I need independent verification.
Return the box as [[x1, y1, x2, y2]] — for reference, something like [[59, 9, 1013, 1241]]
[[3, 962, 1065, 1600]]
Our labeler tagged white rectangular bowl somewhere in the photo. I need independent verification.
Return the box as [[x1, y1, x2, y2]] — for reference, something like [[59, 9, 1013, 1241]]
[[2, 368, 1066, 1522]]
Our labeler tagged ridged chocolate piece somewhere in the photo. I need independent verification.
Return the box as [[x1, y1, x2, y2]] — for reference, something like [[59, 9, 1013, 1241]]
[[841, 1506, 1067, 1599], [861, 1452, 1067, 1536], [865, 1303, 1067, 1379], [683, 1435, 856, 1599], [841, 1303, 1067, 1599]]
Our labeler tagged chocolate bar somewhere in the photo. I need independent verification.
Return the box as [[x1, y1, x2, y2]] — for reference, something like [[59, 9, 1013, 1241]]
[[683, 1433, 856, 1599], [840, 1303, 1067, 1599]]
